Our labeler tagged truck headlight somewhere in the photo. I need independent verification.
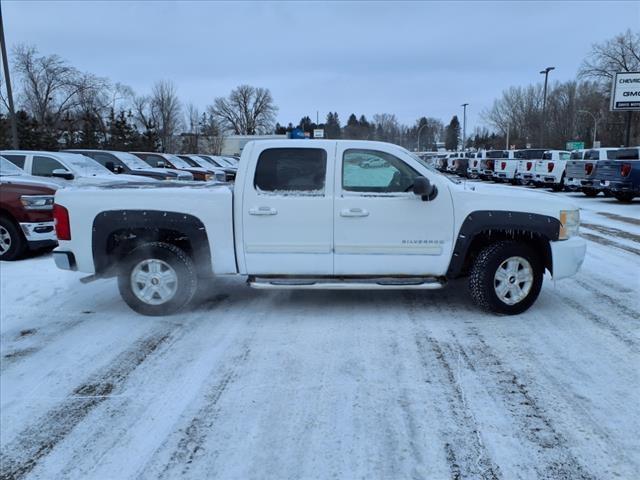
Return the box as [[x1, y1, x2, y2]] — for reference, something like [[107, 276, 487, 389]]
[[215, 172, 226, 182], [203, 173, 212, 181], [559, 209, 580, 239], [20, 195, 54, 210]]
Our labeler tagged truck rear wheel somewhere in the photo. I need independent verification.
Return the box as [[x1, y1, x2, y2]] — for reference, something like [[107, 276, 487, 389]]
[[118, 242, 198, 316], [613, 192, 635, 203], [468, 241, 543, 315], [581, 187, 599, 197], [0, 216, 27, 261]]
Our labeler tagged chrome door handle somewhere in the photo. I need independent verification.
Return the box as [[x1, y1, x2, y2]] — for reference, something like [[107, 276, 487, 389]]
[[249, 206, 278, 216], [340, 208, 369, 217]]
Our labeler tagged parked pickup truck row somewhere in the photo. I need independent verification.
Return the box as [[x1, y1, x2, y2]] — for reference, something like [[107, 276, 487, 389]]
[[53, 140, 586, 316]]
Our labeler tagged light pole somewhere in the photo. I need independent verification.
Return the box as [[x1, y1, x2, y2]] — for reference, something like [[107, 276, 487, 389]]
[[577, 110, 597, 147], [461, 103, 468, 151], [0, 4, 18, 149], [539, 66, 555, 146], [416, 123, 428, 152]]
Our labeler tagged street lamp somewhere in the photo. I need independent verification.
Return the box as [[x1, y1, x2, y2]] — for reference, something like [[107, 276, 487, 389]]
[[461, 103, 469, 151], [577, 110, 597, 148], [539, 66, 555, 146]]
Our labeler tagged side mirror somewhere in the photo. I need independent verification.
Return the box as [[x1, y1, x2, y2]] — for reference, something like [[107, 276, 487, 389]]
[[156, 161, 166, 168], [413, 176, 437, 201], [51, 168, 74, 180]]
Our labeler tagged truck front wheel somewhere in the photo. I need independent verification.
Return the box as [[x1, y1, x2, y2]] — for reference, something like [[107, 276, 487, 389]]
[[468, 241, 543, 315], [0, 216, 26, 261], [118, 242, 198, 316]]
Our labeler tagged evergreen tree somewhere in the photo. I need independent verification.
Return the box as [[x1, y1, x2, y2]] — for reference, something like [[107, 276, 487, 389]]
[[325, 112, 341, 139], [445, 115, 461, 150]]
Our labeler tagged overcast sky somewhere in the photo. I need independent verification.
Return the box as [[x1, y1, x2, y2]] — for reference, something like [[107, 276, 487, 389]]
[[2, 1, 639, 132]]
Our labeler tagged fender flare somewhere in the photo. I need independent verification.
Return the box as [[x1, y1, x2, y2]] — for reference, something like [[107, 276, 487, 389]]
[[92, 210, 212, 277], [446, 210, 561, 278]]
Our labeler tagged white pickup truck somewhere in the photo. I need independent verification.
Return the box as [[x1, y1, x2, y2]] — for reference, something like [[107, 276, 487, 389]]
[[52, 140, 586, 316]]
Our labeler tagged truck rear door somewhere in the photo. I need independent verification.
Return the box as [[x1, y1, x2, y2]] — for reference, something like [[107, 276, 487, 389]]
[[240, 144, 335, 275]]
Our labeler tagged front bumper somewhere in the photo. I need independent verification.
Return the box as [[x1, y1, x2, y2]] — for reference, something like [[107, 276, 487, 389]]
[[53, 251, 77, 271], [550, 236, 586, 280], [20, 221, 57, 245]]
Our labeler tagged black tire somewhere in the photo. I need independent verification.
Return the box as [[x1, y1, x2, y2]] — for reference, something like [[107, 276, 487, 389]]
[[551, 174, 565, 192], [613, 192, 635, 203], [0, 216, 27, 261], [117, 242, 198, 316], [581, 187, 599, 197], [468, 241, 543, 315]]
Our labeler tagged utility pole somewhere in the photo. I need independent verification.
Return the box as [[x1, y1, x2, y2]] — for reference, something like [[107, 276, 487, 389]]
[[539, 66, 555, 147], [461, 103, 468, 151], [505, 124, 510, 150], [625, 111, 632, 147], [0, 4, 18, 149]]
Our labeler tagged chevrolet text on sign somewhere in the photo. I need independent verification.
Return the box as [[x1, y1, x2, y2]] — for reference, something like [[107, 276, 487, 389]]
[[610, 71, 640, 111]]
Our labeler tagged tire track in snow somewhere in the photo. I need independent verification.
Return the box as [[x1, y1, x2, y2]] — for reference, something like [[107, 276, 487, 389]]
[[415, 335, 501, 480], [580, 232, 640, 256], [571, 278, 639, 320], [581, 223, 640, 244], [455, 329, 596, 480], [155, 342, 252, 479], [402, 293, 502, 480], [0, 331, 172, 480], [596, 211, 640, 227], [551, 292, 639, 351]]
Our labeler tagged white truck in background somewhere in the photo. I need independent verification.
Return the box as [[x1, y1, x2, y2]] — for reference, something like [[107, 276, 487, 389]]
[[52, 140, 586, 317]]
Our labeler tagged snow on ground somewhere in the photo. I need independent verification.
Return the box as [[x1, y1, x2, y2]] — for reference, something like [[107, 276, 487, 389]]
[[1, 190, 639, 480]]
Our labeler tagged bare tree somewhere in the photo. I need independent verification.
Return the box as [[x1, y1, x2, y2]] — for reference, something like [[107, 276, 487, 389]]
[[579, 29, 640, 82], [200, 112, 225, 154], [209, 85, 277, 135], [151, 80, 182, 152]]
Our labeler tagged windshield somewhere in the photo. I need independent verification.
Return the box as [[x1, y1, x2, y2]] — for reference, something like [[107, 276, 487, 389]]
[[116, 152, 156, 170], [178, 155, 201, 167], [515, 149, 546, 160], [165, 154, 194, 169], [0, 157, 24, 175], [199, 155, 224, 168], [570, 151, 583, 160], [616, 148, 639, 160], [486, 150, 507, 158], [61, 153, 112, 176]]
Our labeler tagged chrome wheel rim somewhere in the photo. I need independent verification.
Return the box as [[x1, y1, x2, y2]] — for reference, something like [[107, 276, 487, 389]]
[[494, 256, 533, 305], [130, 259, 178, 305], [0, 226, 11, 255]]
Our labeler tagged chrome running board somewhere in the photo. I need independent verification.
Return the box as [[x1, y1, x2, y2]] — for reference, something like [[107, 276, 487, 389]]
[[248, 277, 445, 290]]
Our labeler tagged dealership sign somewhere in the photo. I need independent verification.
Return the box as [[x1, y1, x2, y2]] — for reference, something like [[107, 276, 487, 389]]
[[313, 129, 325, 138], [610, 72, 640, 111]]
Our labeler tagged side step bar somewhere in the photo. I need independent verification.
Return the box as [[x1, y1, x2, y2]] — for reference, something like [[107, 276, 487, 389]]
[[248, 277, 445, 290]]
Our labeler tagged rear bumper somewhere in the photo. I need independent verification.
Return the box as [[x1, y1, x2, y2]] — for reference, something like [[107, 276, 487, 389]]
[[600, 180, 639, 193], [550, 237, 586, 280], [53, 251, 77, 271], [20, 221, 57, 246], [493, 171, 515, 179]]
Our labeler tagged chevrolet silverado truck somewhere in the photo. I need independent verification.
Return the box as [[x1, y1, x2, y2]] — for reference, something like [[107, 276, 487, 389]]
[[514, 149, 548, 185], [565, 148, 618, 197], [52, 140, 586, 316], [533, 150, 571, 190], [595, 147, 639, 202], [1, 157, 58, 260]]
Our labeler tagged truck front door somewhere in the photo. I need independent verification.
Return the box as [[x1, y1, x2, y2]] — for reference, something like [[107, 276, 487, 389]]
[[333, 145, 454, 276], [241, 145, 335, 275]]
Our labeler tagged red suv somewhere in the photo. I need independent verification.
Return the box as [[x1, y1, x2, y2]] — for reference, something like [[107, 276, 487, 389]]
[[0, 157, 58, 260]]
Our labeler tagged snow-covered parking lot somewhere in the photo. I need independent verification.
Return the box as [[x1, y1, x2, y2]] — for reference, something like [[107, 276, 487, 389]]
[[1, 191, 638, 480]]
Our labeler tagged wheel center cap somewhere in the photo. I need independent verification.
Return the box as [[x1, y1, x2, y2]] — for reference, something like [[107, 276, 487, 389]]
[[509, 276, 516, 284], [151, 277, 160, 285]]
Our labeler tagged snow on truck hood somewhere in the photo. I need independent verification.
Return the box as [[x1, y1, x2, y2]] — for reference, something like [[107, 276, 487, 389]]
[[451, 181, 579, 217]]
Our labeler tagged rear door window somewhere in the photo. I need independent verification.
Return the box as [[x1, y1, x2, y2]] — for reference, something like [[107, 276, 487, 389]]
[[254, 148, 327, 193], [2, 154, 26, 168]]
